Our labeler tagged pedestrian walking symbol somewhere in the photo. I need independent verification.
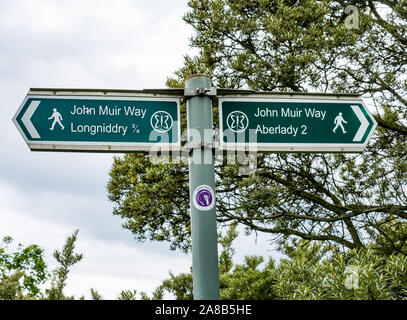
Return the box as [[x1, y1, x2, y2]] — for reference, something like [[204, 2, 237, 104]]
[[333, 112, 347, 134], [48, 108, 64, 131]]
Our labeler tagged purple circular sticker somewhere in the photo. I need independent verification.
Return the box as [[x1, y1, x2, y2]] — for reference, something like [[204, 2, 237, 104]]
[[192, 185, 215, 211]]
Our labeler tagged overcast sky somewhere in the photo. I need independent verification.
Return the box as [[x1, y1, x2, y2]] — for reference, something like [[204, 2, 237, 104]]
[[0, 0, 276, 299]]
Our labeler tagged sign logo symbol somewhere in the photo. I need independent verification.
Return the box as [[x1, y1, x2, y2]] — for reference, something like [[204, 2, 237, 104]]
[[192, 185, 215, 211], [150, 110, 173, 133], [226, 111, 248, 133]]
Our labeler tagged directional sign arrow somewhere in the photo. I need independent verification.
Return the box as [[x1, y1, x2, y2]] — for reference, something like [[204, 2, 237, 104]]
[[21, 100, 41, 139], [351, 105, 369, 142], [13, 90, 181, 152], [219, 95, 377, 152]]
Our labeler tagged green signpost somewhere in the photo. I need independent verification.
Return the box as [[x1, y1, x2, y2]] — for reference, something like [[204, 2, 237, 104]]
[[219, 96, 377, 152], [13, 79, 378, 301], [13, 90, 181, 152]]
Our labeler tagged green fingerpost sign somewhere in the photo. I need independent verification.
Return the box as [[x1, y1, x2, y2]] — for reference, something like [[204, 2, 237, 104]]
[[13, 90, 181, 152], [219, 96, 377, 152], [13, 85, 379, 302]]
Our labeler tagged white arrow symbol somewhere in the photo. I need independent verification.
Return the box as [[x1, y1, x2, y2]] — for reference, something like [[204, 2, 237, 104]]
[[22, 100, 41, 139], [351, 105, 369, 142]]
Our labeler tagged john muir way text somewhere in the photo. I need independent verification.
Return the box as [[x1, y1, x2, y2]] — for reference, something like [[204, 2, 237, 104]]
[[253, 106, 326, 137], [69, 104, 148, 136]]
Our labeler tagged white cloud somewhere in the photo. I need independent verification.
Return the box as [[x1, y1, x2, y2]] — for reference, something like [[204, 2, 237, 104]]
[[0, 0, 193, 89], [0, 0, 146, 34]]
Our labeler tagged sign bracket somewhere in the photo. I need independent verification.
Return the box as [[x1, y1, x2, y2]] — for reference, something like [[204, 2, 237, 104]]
[[183, 87, 217, 102]]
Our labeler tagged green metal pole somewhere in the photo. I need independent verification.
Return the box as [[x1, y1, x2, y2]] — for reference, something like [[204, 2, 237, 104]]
[[186, 74, 220, 300]]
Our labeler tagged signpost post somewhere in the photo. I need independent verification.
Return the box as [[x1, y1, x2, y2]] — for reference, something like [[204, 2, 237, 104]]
[[185, 75, 220, 300], [219, 95, 377, 152]]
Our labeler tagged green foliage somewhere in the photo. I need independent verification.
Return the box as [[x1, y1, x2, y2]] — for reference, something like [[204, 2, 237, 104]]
[[46, 229, 83, 300], [0, 271, 26, 300], [179, 0, 362, 91], [0, 230, 83, 300], [117, 289, 138, 300], [366, 216, 407, 256], [108, 154, 191, 252], [218, 223, 238, 274], [220, 255, 277, 299], [0, 236, 49, 299], [90, 288, 103, 300], [272, 242, 407, 300], [160, 271, 194, 300], [154, 226, 407, 300], [115, 287, 164, 300]]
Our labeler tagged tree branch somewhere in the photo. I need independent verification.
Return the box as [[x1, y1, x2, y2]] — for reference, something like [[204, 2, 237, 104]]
[[374, 115, 407, 136], [368, 0, 407, 46]]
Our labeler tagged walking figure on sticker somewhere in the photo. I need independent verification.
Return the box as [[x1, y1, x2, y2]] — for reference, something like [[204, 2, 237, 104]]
[[48, 108, 65, 131], [333, 112, 347, 134]]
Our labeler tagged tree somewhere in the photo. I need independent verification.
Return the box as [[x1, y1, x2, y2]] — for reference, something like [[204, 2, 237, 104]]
[[154, 226, 407, 300], [0, 230, 83, 300], [0, 236, 49, 299], [107, 0, 406, 253], [46, 229, 83, 300], [366, 216, 407, 256]]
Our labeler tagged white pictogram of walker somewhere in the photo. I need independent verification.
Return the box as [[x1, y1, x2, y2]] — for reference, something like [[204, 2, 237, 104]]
[[333, 112, 347, 134], [48, 108, 65, 131]]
